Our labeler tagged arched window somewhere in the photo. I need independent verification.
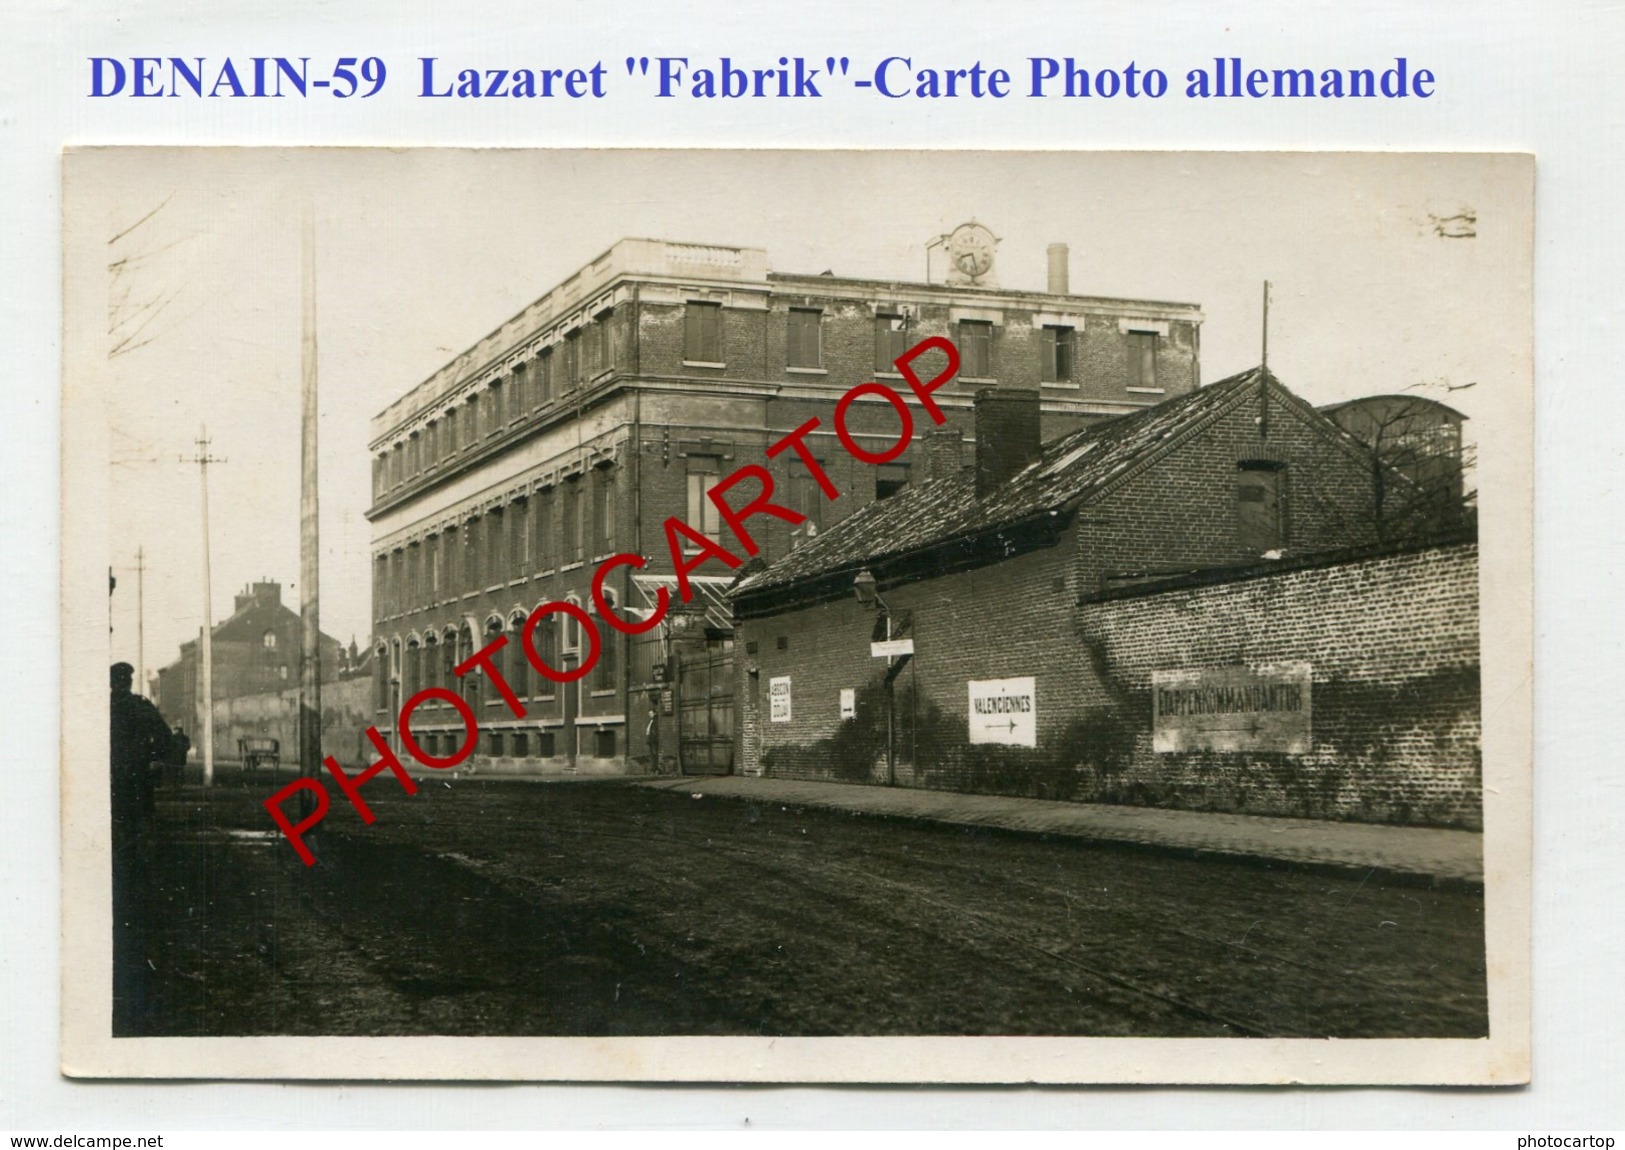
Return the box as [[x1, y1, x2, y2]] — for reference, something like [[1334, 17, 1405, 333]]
[[508, 611, 530, 700], [441, 626, 459, 693], [562, 595, 583, 657], [458, 624, 476, 701], [373, 644, 389, 712], [262, 630, 278, 650], [531, 609, 558, 699], [484, 616, 505, 683], [405, 637, 421, 699], [422, 632, 440, 695]]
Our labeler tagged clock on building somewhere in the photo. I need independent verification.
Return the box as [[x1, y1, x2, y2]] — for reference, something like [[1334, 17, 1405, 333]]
[[947, 222, 997, 280]]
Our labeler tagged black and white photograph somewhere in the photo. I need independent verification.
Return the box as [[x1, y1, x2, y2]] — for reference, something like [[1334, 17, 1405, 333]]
[[61, 148, 1532, 1083]]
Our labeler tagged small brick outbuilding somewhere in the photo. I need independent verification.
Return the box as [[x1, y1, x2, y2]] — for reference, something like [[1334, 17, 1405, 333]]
[[731, 367, 1481, 828]]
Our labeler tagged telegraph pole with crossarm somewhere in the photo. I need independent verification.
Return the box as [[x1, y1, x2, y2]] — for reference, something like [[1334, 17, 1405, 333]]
[[185, 427, 225, 786]]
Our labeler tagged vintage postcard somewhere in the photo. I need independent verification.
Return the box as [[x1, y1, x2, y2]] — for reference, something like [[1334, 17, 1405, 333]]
[[61, 148, 1532, 1083]]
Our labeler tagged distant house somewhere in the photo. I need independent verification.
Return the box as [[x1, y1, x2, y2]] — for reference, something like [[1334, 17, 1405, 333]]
[[153, 579, 350, 732], [731, 368, 1481, 829]]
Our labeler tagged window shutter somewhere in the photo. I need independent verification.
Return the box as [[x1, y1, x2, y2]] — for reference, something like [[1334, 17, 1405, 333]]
[[1236, 467, 1283, 551], [703, 304, 720, 361], [685, 305, 702, 359]]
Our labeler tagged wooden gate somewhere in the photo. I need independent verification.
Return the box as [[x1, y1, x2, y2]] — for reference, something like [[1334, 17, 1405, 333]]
[[676, 637, 734, 775]]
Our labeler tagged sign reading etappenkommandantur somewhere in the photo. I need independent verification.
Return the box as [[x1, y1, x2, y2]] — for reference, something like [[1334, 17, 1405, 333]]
[[1152, 663, 1312, 754]]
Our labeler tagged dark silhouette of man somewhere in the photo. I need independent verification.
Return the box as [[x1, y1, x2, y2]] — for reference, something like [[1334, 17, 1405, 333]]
[[165, 724, 191, 789], [110, 662, 167, 827], [109, 660, 168, 1034]]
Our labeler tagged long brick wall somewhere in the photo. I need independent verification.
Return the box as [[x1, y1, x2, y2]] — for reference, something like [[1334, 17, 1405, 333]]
[[739, 540, 1480, 829], [1076, 541, 1481, 828]]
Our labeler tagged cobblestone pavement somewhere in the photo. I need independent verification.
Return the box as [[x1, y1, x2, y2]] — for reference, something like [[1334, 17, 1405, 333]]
[[639, 776, 1484, 884]]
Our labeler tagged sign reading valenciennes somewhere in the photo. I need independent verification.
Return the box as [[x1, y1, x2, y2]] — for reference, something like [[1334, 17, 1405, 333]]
[[967, 676, 1037, 747]]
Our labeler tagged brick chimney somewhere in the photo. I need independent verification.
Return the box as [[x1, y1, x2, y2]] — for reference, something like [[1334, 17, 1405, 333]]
[[1047, 243, 1070, 294], [921, 427, 964, 483], [974, 388, 1043, 498], [235, 579, 282, 613]]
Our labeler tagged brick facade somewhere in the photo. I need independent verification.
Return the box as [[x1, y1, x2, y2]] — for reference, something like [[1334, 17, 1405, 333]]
[[740, 540, 1082, 787], [1076, 542, 1480, 828], [365, 237, 1203, 775], [154, 580, 350, 740], [738, 541, 1480, 830], [1074, 386, 1382, 591]]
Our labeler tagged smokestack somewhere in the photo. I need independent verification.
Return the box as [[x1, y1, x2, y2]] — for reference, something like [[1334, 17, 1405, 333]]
[[1046, 243, 1070, 295], [974, 388, 1043, 498], [921, 427, 964, 483]]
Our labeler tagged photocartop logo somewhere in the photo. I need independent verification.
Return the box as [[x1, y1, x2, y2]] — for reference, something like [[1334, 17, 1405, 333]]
[[262, 335, 964, 866]]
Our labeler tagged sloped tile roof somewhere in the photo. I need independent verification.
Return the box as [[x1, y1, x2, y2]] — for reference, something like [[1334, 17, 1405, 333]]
[[734, 366, 1321, 600]]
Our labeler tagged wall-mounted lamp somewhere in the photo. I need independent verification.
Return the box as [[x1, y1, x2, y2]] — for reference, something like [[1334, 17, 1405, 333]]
[[852, 567, 880, 610]]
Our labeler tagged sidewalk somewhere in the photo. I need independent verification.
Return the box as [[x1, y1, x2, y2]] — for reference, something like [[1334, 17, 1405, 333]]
[[638, 775, 1484, 885]]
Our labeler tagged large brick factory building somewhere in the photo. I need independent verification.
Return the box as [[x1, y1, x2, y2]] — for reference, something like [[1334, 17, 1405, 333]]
[[366, 228, 1204, 776]]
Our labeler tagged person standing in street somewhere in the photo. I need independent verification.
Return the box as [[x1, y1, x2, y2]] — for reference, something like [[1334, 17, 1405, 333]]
[[165, 723, 191, 789], [109, 660, 170, 1033]]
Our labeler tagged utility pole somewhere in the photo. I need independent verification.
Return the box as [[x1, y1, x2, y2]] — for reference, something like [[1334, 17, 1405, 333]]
[[186, 427, 225, 786], [134, 546, 146, 693], [1259, 280, 1273, 439], [1261, 280, 1272, 370], [298, 204, 323, 799]]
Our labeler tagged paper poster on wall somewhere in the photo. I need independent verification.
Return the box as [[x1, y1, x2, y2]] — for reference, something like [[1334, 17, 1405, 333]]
[[769, 675, 792, 722], [839, 688, 855, 720]]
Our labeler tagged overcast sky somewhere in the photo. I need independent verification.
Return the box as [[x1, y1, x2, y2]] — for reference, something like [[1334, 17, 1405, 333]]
[[65, 149, 1529, 681]]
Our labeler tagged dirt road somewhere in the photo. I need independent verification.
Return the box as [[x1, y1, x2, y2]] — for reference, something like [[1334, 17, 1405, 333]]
[[125, 776, 1487, 1038]]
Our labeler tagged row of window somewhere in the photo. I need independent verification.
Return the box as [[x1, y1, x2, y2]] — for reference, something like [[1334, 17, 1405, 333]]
[[378, 447, 917, 622], [375, 470, 615, 618], [376, 606, 620, 711], [687, 453, 912, 547], [406, 727, 616, 761], [376, 305, 1166, 501], [374, 313, 618, 497], [691, 302, 1159, 390]]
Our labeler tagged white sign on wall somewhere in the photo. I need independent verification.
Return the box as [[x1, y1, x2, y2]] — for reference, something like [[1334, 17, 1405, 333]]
[[769, 675, 792, 723], [839, 688, 856, 720], [1152, 663, 1312, 754], [967, 676, 1037, 747]]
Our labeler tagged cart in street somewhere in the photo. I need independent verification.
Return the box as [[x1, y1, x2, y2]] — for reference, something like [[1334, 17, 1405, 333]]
[[237, 735, 281, 779]]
